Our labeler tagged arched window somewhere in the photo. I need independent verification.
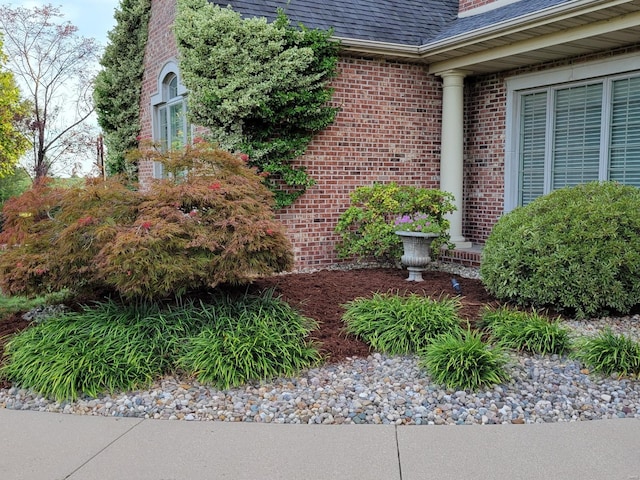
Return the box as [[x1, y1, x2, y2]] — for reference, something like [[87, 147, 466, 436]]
[[151, 61, 189, 177]]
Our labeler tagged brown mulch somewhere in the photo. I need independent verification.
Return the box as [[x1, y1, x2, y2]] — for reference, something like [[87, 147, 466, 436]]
[[0, 267, 498, 389], [251, 267, 499, 362]]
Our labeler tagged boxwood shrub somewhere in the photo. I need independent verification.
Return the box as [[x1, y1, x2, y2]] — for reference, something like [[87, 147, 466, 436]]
[[481, 182, 640, 318]]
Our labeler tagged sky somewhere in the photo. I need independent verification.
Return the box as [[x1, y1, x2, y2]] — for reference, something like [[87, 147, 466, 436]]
[[17, 0, 121, 46]]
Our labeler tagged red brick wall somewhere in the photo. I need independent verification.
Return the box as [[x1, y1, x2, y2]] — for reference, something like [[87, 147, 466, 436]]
[[139, 0, 640, 270], [282, 57, 442, 269], [139, 0, 178, 181], [458, 0, 504, 14], [139, 0, 443, 270], [463, 73, 506, 244]]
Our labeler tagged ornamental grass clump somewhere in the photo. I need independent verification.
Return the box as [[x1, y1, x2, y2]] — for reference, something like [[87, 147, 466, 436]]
[[1, 291, 320, 399], [421, 330, 510, 391], [178, 290, 321, 389], [0, 301, 202, 402], [481, 307, 572, 356], [573, 329, 640, 377], [342, 293, 462, 355]]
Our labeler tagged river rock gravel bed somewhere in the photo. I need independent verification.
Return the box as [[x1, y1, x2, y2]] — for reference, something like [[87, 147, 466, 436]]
[[2, 316, 639, 425]]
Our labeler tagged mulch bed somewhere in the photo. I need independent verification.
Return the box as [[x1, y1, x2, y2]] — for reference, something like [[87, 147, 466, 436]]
[[0, 267, 499, 389]]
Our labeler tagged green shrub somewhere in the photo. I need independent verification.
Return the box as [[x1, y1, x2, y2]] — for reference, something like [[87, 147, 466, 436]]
[[481, 182, 640, 318], [573, 329, 640, 377], [178, 290, 320, 388], [421, 330, 510, 391], [0, 142, 293, 300], [342, 293, 462, 355], [174, 1, 339, 208], [335, 183, 456, 263], [481, 307, 571, 356]]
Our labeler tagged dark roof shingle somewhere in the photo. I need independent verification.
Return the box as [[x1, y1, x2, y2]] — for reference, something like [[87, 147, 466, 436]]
[[211, 0, 459, 46]]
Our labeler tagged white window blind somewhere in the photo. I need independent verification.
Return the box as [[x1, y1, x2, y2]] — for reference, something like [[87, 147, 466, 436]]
[[519, 92, 547, 205], [609, 76, 640, 186], [515, 72, 640, 206], [551, 84, 602, 189]]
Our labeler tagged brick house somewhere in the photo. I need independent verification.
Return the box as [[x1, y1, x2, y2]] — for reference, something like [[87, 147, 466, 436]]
[[139, 0, 640, 270]]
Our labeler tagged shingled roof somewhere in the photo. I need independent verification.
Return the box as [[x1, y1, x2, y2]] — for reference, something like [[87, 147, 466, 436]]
[[428, 0, 574, 43], [211, 0, 460, 46]]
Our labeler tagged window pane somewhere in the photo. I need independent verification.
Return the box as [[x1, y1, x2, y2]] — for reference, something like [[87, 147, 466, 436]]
[[168, 76, 178, 99], [552, 83, 602, 189], [609, 76, 640, 187], [158, 105, 168, 151], [169, 102, 185, 149], [519, 92, 547, 205]]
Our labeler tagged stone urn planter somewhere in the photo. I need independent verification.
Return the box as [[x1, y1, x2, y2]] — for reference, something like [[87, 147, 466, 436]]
[[395, 231, 439, 282]]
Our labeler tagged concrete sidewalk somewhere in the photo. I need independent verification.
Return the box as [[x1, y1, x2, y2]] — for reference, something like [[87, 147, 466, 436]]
[[1, 409, 639, 480]]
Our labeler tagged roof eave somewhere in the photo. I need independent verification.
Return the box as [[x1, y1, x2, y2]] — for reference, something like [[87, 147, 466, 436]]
[[333, 0, 639, 72], [418, 0, 634, 60]]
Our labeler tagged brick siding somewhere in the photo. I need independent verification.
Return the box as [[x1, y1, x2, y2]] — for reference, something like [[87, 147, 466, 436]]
[[458, 0, 502, 14], [139, 0, 640, 271]]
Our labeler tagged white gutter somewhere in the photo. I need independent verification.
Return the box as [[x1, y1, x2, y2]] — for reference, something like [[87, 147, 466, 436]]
[[429, 8, 640, 73]]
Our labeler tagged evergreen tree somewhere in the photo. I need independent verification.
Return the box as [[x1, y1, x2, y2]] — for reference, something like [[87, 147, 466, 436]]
[[94, 0, 152, 177]]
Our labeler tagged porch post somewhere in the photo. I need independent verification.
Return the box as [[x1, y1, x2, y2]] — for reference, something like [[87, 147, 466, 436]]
[[438, 69, 471, 248]]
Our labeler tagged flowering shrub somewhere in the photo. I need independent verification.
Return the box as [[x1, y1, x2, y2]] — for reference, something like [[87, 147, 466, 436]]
[[335, 183, 455, 262], [394, 213, 444, 234], [0, 142, 293, 299]]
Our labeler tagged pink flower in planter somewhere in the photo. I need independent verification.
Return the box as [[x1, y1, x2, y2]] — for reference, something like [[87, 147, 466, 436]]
[[240, 153, 249, 162], [141, 221, 152, 230], [209, 182, 221, 190]]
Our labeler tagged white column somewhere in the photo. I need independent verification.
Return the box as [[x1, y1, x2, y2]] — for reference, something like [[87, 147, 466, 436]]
[[438, 69, 471, 248]]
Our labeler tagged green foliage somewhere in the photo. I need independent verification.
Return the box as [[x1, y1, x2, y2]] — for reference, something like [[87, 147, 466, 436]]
[[573, 329, 640, 377], [1, 292, 319, 400], [178, 290, 320, 389], [94, 0, 151, 177], [421, 330, 510, 391], [175, 0, 339, 208], [342, 293, 462, 355], [0, 142, 293, 299], [481, 182, 640, 318], [1, 302, 174, 401], [0, 290, 69, 320], [481, 307, 571, 356], [335, 183, 456, 262], [0, 166, 30, 207], [0, 35, 30, 177]]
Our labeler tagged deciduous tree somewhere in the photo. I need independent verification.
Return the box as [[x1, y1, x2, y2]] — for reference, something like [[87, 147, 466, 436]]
[[0, 4, 100, 179], [0, 35, 30, 178]]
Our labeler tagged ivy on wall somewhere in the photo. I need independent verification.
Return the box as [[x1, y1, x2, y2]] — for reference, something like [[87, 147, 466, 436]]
[[175, 0, 339, 208], [94, 0, 151, 177]]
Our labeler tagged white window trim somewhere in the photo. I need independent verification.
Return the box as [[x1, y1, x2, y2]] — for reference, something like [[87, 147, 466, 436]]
[[150, 60, 190, 178], [505, 52, 640, 211]]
